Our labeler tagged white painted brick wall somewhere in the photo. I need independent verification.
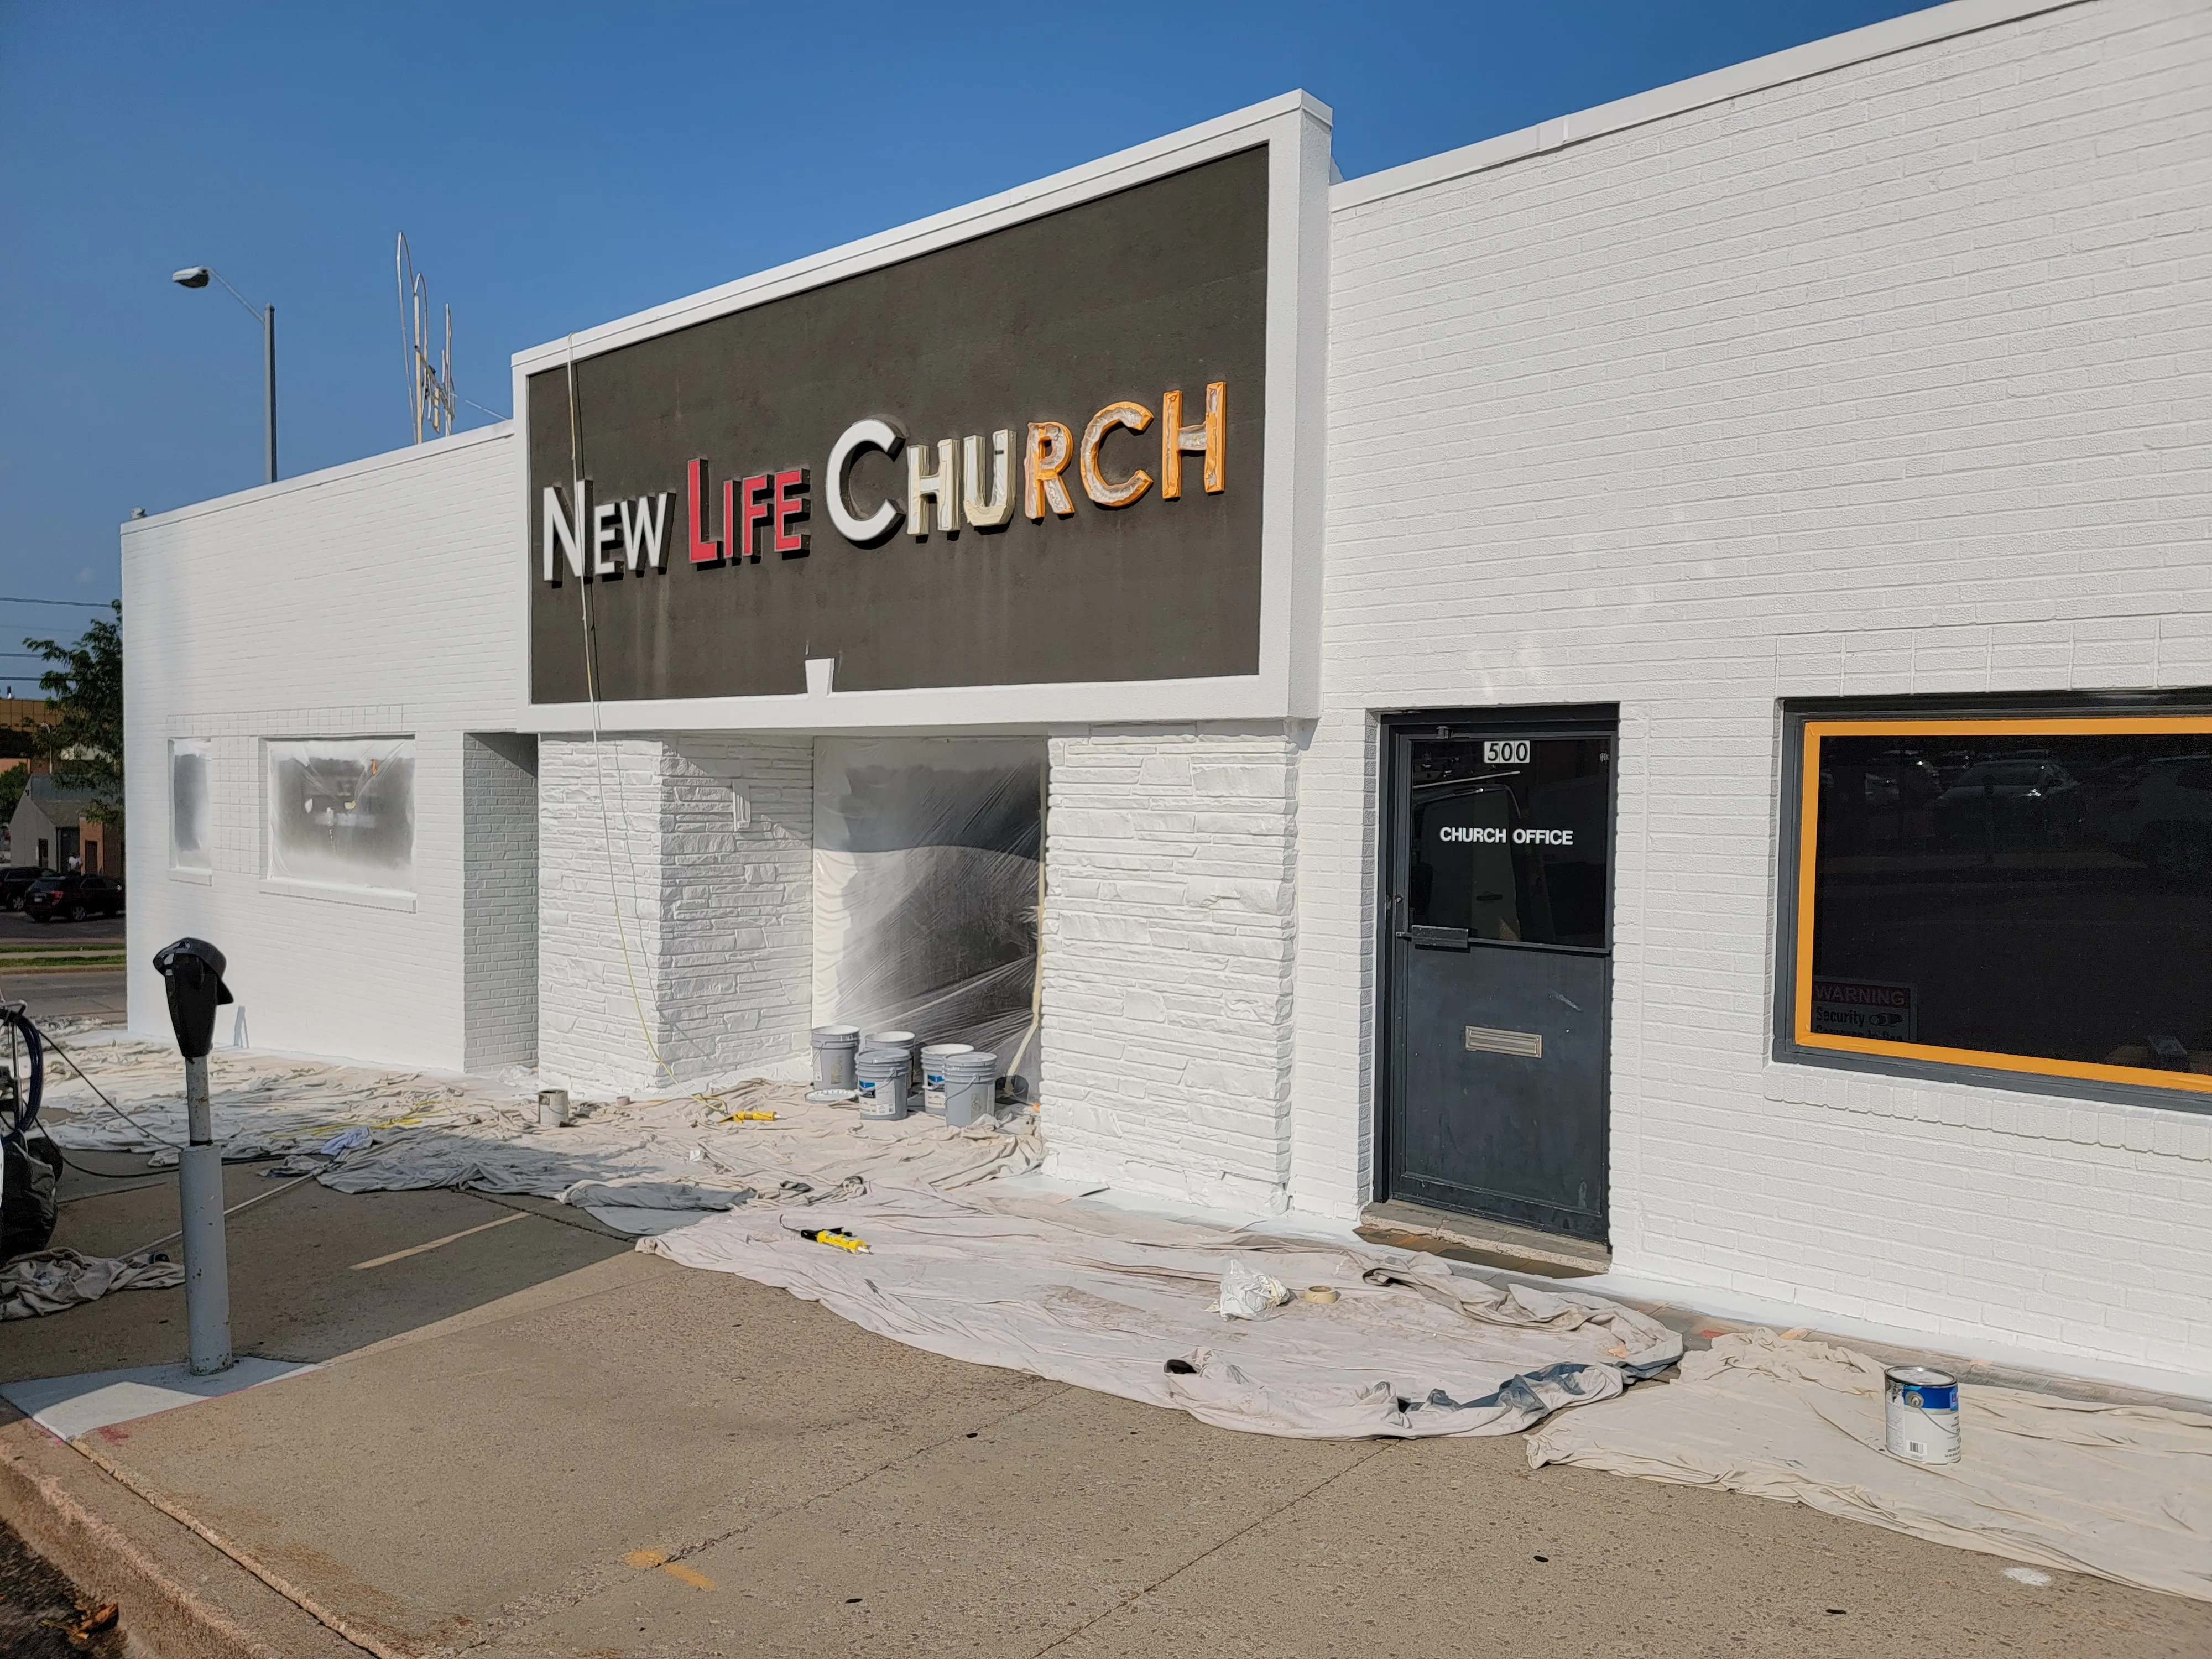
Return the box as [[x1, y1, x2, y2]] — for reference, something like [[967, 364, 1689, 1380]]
[[1301, 0, 2212, 1374], [462, 733, 538, 1071], [538, 734, 812, 1093], [1042, 723, 1300, 1212], [121, 427, 521, 1072]]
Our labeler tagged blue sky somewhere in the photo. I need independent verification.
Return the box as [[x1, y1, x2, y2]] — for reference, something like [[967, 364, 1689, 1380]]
[[0, 0, 1941, 619]]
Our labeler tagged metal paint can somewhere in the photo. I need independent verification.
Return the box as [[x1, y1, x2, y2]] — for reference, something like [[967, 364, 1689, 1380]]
[[1884, 1365, 1960, 1464], [920, 1043, 974, 1116], [537, 1088, 571, 1129]]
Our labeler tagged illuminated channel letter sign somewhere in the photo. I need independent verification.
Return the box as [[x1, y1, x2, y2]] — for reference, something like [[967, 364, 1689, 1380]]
[[522, 145, 1273, 706]]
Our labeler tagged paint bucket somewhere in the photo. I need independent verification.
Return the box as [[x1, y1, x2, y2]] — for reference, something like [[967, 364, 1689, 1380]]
[[920, 1044, 974, 1116], [942, 1050, 998, 1129], [855, 1044, 912, 1121], [537, 1089, 570, 1129], [1884, 1365, 1961, 1464], [810, 1025, 861, 1092], [864, 1028, 918, 1086]]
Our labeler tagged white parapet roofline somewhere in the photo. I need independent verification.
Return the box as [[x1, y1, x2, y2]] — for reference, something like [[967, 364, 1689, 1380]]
[[119, 421, 512, 536], [1331, 0, 2092, 212]]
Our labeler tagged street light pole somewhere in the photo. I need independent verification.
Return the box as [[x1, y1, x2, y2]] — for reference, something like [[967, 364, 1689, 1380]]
[[172, 267, 278, 485]]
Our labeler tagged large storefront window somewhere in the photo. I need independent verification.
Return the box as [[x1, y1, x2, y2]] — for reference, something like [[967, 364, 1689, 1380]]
[[1787, 712, 2212, 1098]]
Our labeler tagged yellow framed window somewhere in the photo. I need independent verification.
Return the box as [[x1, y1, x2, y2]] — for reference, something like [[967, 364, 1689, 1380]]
[[1789, 713, 2212, 1097]]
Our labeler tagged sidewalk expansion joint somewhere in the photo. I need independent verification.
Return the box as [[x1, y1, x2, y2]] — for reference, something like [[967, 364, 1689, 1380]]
[[444, 1381, 1081, 1654], [1020, 1439, 1397, 1659]]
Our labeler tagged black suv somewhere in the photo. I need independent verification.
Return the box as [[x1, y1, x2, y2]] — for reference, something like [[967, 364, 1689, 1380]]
[[23, 874, 124, 922], [0, 867, 44, 910]]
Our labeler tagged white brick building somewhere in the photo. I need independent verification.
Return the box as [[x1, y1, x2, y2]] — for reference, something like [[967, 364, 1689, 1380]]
[[125, 0, 2212, 1381]]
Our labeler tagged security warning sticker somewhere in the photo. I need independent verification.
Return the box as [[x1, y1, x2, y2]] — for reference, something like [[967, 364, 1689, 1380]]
[[1809, 978, 1916, 1042]]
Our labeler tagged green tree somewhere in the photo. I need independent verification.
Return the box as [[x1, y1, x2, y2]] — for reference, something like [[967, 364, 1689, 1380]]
[[27, 601, 122, 830]]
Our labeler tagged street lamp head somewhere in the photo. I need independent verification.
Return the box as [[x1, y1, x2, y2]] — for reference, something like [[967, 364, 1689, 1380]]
[[171, 267, 211, 289]]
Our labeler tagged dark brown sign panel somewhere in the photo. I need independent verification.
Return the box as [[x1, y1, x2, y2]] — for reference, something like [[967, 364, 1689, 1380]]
[[528, 148, 1269, 705]]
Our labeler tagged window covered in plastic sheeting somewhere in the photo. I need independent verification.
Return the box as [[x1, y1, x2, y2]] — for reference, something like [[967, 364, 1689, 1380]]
[[814, 738, 1045, 1094], [170, 739, 213, 872], [265, 738, 415, 893]]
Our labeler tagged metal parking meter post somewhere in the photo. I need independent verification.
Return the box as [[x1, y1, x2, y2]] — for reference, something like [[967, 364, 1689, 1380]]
[[179, 1052, 231, 1374], [152, 937, 236, 1376]]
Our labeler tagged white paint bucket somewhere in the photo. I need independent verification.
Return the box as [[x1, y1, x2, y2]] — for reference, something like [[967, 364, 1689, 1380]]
[[864, 1029, 919, 1100], [941, 1050, 998, 1129], [537, 1089, 570, 1128], [920, 1044, 974, 1116], [855, 1044, 911, 1121], [809, 1025, 861, 1091], [1884, 1365, 1960, 1464]]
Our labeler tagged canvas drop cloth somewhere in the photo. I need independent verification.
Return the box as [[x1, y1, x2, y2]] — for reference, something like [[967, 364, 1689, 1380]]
[[3, 1248, 182, 1320], [1527, 1327, 2212, 1603], [37, 1037, 1037, 1232], [32, 1031, 1678, 1439], [644, 1185, 1681, 1439]]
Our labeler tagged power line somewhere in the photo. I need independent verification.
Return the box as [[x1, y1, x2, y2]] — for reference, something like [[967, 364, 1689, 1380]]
[[0, 597, 114, 609]]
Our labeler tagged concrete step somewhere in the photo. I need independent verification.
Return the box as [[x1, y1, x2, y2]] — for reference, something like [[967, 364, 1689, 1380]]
[[1358, 1198, 1611, 1279]]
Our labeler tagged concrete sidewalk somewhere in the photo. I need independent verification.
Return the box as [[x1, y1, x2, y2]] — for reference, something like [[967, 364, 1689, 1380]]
[[3, 1159, 2208, 1658]]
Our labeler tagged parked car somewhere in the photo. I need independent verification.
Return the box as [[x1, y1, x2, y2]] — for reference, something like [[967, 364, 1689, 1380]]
[[1932, 759, 2085, 847], [22, 873, 124, 922], [0, 867, 45, 910], [2103, 757, 2212, 883]]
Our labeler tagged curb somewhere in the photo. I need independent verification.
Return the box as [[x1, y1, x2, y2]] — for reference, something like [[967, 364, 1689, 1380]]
[[0, 1415, 366, 1659]]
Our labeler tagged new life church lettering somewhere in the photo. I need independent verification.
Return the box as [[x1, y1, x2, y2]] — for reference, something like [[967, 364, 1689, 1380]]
[[539, 383, 1227, 584]]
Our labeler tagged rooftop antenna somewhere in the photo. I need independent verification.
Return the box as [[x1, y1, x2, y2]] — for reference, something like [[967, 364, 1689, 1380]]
[[395, 233, 456, 444]]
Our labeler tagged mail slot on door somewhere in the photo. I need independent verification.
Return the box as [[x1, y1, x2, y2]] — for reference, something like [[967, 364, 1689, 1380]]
[[1465, 1024, 1543, 1058]]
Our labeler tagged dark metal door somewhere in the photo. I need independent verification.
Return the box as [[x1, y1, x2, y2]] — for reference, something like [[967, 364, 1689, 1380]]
[[1384, 721, 1615, 1240]]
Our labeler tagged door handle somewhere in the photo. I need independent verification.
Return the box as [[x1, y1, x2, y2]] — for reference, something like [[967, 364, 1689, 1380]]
[[1391, 892, 1410, 941]]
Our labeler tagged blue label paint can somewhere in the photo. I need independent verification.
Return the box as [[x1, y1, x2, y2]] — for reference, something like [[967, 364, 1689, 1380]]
[[1884, 1365, 1961, 1464]]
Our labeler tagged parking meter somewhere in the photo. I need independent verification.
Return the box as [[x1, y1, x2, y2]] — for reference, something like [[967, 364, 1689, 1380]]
[[151, 936, 234, 1373], [152, 937, 233, 1061]]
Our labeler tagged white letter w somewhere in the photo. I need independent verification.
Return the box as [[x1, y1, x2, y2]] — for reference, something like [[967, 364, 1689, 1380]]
[[621, 493, 671, 573]]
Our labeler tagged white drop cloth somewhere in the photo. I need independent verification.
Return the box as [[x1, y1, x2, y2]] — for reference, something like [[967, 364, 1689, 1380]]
[[40, 1041, 1037, 1232], [1526, 1328, 2212, 1602], [644, 1185, 1681, 1438], [3, 1248, 182, 1320], [36, 1034, 1679, 1437]]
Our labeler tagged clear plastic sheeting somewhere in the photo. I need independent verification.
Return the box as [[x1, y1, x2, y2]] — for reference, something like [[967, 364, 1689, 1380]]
[[169, 739, 212, 872], [265, 737, 414, 892], [813, 738, 1045, 1087]]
